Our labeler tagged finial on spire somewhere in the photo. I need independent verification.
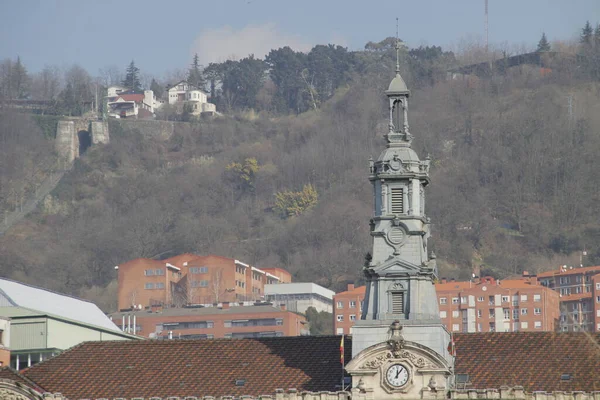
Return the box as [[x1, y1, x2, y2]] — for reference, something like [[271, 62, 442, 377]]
[[395, 17, 401, 74]]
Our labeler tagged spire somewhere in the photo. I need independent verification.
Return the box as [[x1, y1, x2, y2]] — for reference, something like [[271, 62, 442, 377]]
[[395, 17, 401, 75]]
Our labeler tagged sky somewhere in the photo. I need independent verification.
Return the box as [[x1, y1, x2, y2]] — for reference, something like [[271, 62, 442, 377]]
[[0, 0, 598, 78]]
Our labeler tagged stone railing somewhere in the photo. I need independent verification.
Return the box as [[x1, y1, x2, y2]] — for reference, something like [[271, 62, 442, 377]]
[[449, 387, 600, 400], [37, 388, 600, 400]]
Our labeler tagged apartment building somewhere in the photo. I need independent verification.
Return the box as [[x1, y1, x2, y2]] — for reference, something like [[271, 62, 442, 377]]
[[117, 253, 290, 311], [110, 302, 307, 339], [333, 284, 365, 335], [537, 265, 600, 332], [436, 275, 560, 333], [264, 282, 335, 313]]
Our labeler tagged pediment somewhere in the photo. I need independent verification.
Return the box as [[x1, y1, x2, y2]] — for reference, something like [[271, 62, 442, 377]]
[[371, 258, 421, 275], [346, 339, 450, 374]]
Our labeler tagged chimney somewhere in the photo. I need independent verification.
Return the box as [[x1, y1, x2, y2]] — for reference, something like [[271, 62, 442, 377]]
[[450, 278, 455, 283], [280, 303, 287, 311], [222, 302, 230, 310], [347, 284, 355, 291], [441, 277, 447, 284]]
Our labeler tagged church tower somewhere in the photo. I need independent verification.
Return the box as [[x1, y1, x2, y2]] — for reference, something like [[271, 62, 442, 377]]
[[351, 39, 452, 365]]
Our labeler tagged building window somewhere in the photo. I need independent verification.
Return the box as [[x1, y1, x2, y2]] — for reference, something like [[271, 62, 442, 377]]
[[460, 296, 467, 304], [337, 301, 343, 309], [144, 269, 155, 276], [439, 297, 447, 305], [349, 301, 357, 308], [501, 296, 509, 303], [390, 187, 404, 214], [489, 322, 496, 332], [596, 283, 600, 290], [534, 321, 542, 329], [561, 288, 571, 296], [521, 308, 528, 315], [190, 267, 208, 274], [391, 292, 404, 314], [477, 309, 482, 318], [489, 296, 494, 305], [452, 297, 459, 304], [503, 308, 510, 320], [144, 283, 155, 289], [191, 280, 209, 288], [520, 295, 528, 302], [521, 322, 528, 329], [156, 282, 165, 289], [452, 324, 460, 332], [336, 327, 344, 334], [477, 296, 484, 302], [513, 309, 519, 320], [350, 315, 356, 321], [337, 315, 344, 322], [440, 311, 447, 318], [489, 309, 495, 318], [576, 275, 582, 283], [452, 311, 459, 318], [512, 295, 519, 306], [533, 294, 541, 302], [534, 308, 541, 315]]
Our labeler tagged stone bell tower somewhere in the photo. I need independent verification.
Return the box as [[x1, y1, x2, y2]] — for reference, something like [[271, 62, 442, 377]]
[[351, 39, 452, 369]]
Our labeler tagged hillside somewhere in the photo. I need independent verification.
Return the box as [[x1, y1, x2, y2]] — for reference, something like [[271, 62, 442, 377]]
[[1, 50, 600, 311]]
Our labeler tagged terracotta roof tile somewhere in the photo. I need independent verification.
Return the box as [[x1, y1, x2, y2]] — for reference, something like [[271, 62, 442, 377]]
[[23, 336, 351, 400], [537, 265, 600, 278], [0, 367, 46, 392], [455, 332, 600, 392]]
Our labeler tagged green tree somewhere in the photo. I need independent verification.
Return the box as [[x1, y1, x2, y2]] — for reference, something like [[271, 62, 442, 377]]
[[225, 158, 261, 195], [221, 56, 267, 110], [536, 32, 551, 52], [581, 21, 593, 44], [122, 60, 141, 91], [274, 184, 318, 218], [266, 47, 308, 113], [304, 306, 333, 335], [150, 78, 163, 99], [187, 54, 205, 90], [595, 24, 600, 45]]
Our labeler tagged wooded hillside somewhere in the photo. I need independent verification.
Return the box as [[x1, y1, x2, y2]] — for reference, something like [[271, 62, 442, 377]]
[[1, 33, 599, 311]]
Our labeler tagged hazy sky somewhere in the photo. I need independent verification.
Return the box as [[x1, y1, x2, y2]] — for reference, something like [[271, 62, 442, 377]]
[[1, 0, 598, 77]]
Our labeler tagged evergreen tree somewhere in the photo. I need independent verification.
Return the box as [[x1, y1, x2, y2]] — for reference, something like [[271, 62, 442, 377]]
[[536, 33, 551, 52], [150, 78, 163, 98], [581, 21, 593, 44], [121, 60, 141, 91], [187, 54, 205, 90], [595, 24, 600, 45], [11, 57, 29, 99]]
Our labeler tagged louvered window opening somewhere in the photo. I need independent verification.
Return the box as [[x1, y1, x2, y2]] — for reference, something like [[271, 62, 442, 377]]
[[392, 292, 404, 314], [391, 188, 404, 214]]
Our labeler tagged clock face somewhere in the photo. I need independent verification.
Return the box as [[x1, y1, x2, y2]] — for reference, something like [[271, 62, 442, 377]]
[[386, 363, 409, 387]]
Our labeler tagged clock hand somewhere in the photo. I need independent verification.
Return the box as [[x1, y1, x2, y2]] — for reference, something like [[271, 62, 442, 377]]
[[395, 369, 400, 379]]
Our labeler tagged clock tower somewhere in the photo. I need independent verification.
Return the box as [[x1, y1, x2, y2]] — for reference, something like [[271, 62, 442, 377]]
[[347, 37, 453, 399]]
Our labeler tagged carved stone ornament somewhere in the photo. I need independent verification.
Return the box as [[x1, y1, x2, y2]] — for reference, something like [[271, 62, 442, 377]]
[[0, 388, 34, 400], [362, 352, 392, 369]]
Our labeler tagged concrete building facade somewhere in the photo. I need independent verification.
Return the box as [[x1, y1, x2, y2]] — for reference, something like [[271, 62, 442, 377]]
[[264, 283, 335, 314]]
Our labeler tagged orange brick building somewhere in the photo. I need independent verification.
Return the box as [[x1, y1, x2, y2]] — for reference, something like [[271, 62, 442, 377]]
[[333, 276, 561, 334], [537, 265, 600, 332], [333, 284, 365, 335], [110, 303, 307, 339], [117, 253, 291, 311], [435, 275, 560, 333]]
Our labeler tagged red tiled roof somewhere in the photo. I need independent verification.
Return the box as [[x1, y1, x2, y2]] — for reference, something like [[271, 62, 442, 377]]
[[0, 367, 46, 392], [336, 286, 366, 296], [23, 336, 352, 400], [455, 332, 600, 392], [537, 265, 600, 278], [115, 93, 144, 103]]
